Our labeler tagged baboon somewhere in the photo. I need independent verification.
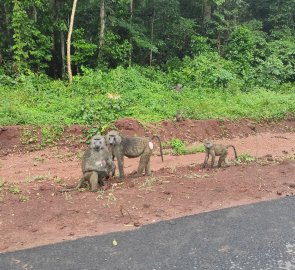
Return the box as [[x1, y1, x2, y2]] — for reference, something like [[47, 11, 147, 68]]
[[61, 135, 115, 192], [174, 83, 182, 92], [202, 139, 238, 168], [105, 130, 164, 179], [175, 110, 185, 122]]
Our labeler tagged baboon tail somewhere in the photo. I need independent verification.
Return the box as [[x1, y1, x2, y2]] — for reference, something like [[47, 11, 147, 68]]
[[60, 178, 83, 192], [226, 145, 238, 159], [151, 135, 164, 162]]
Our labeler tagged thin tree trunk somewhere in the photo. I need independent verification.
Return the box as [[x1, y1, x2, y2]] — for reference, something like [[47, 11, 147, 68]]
[[128, 0, 133, 67], [67, 0, 78, 84], [60, 31, 65, 78], [202, 0, 211, 26], [32, 5, 37, 22], [149, 8, 155, 66], [56, 0, 65, 78], [3, 4, 11, 37], [99, 0, 106, 51]]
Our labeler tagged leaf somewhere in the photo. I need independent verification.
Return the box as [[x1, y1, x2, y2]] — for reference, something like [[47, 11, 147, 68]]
[[112, 239, 118, 246]]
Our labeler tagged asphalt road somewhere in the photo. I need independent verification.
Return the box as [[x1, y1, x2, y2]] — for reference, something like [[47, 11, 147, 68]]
[[1, 196, 295, 270]]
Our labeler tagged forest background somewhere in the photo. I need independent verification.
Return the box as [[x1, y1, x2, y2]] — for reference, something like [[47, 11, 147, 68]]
[[0, 0, 295, 131]]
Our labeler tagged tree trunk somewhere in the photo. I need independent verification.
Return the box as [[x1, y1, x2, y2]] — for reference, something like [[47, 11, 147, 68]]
[[67, 0, 78, 84], [99, 0, 106, 51], [203, 0, 211, 24], [60, 31, 65, 78], [128, 0, 133, 67], [31, 5, 37, 22], [3, 4, 10, 36], [149, 8, 155, 66]]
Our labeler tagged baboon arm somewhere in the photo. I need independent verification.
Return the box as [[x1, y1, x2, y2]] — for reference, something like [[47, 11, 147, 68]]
[[202, 153, 209, 168], [106, 158, 116, 177]]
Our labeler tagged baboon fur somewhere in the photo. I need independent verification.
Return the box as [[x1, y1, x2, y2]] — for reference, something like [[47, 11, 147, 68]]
[[61, 135, 115, 192], [105, 130, 164, 179], [202, 139, 238, 168]]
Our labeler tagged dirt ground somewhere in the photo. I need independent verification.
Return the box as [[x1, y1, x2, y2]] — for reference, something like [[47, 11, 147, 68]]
[[0, 118, 295, 253]]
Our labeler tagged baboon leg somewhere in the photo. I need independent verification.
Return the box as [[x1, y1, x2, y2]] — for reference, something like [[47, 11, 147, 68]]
[[117, 154, 125, 179], [217, 156, 223, 167], [137, 153, 151, 176], [218, 151, 228, 167], [89, 172, 99, 192], [211, 153, 215, 168], [145, 156, 151, 176]]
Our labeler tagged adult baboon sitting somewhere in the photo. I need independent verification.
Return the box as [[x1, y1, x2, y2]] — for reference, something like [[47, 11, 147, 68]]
[[61, 135, 115, 192], [105, 130, 164, 180]]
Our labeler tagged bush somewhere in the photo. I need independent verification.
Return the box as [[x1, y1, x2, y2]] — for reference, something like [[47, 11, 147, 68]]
[[0, 63, 295, 128]]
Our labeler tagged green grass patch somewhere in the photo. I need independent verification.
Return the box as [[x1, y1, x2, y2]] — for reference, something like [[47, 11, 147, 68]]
[[0, 67, 295, 130]]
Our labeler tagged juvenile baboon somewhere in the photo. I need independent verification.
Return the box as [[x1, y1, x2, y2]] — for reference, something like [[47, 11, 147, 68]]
[[175, 110, 185, 122], [105, 130, 164, 179], [61, 135, 115, 192], [174, 83, 183, 92], [202, 139, 238, 168]]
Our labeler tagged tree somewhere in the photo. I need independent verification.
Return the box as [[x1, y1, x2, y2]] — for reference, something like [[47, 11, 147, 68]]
[[67, 0, 78, 84]]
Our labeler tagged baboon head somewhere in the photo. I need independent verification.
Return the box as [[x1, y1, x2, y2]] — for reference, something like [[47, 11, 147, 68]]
[[203, 139, 213, 149], [90, 135, 106, 150], [106, 130, 122, 146]]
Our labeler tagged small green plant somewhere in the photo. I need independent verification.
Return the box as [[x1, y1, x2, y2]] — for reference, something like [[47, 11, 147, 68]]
[[20, 127, 38, 144], [236, 153, 256, 163], [9, 184, 22, 194], [169, 138, 187, 155], [33, 156, 45, 162], [41, 125, 64, 146], [19, 195, 29, 202], [195, 144, 205, 153], [169, 139, 204, 155], [139, 177, 157, 190]]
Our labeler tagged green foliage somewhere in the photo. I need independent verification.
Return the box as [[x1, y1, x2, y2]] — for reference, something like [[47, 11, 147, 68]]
[[72, 28, 97, 67], [195, 144, 206, 153], [225, 23, 266, 77], [236, 153, 256, 163], [11, 0, 52, 74], [9, 184, 21, 194], [100, 32, 132, 67], [168, 52, 240, 89], [170, 138, 185, 153], [0, 63, 295, 127], [41, 125, 64, 146], [169, 139, 206, 155]]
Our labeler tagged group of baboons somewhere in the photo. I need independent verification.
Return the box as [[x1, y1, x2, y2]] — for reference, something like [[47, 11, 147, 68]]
[[61, 130, 237, 192]]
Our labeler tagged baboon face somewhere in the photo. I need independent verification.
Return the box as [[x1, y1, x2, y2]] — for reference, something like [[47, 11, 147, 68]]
[[91, 135, 105, 150], [204, 140, 213, 149], [106, 131, 122, 146]]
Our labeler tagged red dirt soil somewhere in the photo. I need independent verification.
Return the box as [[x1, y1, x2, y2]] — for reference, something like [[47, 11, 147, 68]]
[[0, 118, 295, 253]]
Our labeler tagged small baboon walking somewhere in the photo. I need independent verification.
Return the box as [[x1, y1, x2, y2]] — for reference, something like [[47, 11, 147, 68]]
[[202, 139, 238, 168], [105, 130, 164, 180]]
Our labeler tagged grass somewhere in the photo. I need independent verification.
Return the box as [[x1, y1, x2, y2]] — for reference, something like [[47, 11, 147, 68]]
[[0, 67, 294, 129], [169, 138, 205, 155]]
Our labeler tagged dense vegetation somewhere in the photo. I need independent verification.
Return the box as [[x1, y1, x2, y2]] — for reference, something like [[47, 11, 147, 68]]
[[0, 0, 294, 127]]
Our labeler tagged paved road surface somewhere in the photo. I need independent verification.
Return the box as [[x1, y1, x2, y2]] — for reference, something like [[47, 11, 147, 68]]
[[1, 197, 295, 270]]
